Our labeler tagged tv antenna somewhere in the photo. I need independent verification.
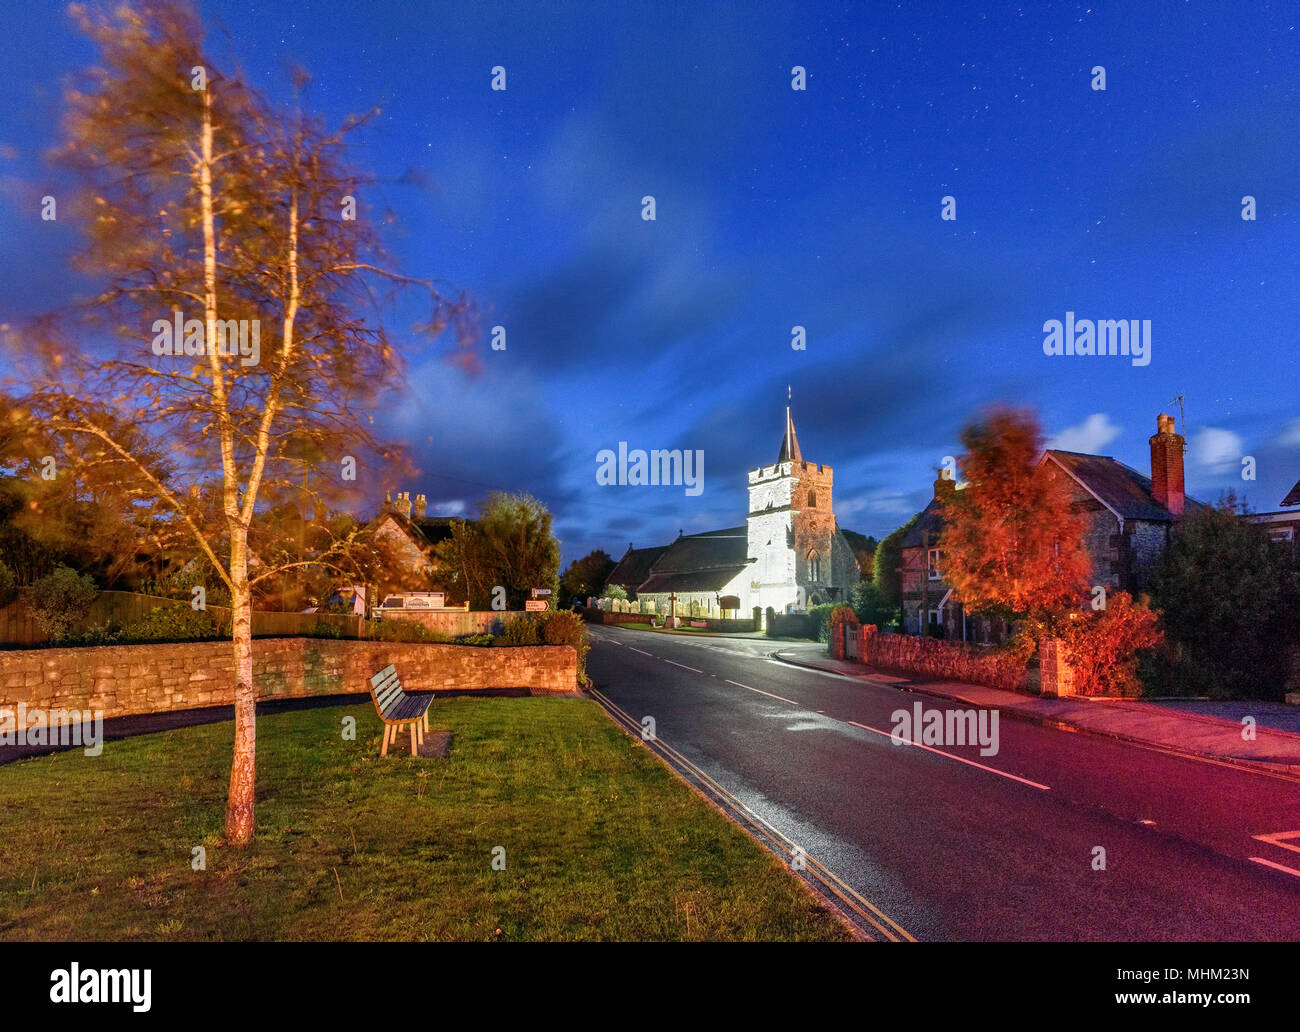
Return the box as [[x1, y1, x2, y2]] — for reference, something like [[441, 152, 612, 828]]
[[1170, 394, 1186, 434]]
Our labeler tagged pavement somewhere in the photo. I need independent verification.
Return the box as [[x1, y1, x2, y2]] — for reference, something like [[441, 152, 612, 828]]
[[772, 647, 1300, 777]]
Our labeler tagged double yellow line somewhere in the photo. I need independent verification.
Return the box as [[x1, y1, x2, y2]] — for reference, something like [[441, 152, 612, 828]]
[[590, 685, 917, 942]]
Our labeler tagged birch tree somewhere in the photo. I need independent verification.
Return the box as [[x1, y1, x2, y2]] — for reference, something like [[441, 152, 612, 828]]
[[8, 0, 473, 844]]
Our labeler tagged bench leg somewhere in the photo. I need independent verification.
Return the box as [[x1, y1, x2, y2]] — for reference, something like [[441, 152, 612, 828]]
[[380, 723, 390, 757], [410, 722, 419, 756], [423, 710, 430, 734]]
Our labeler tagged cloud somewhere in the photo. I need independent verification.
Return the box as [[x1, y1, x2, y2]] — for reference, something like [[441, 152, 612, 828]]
[[1189, 427, 1245, 476], [1047, 413, 1121, 455], [1274, 419, 1300, 449]]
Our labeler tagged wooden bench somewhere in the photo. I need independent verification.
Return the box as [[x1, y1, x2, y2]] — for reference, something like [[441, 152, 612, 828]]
[[368, 664, 434, 757]]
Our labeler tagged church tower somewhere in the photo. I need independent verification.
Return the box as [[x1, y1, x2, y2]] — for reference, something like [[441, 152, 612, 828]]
[[746, 396, 846, 614]]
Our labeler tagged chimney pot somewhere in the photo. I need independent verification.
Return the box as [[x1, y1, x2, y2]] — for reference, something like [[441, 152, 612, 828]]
[[1150, 413, 1185, 517]]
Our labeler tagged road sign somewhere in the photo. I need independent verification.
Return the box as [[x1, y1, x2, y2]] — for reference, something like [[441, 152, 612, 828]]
[[525, 599, 549, 612], [531, 588, 552, 598]]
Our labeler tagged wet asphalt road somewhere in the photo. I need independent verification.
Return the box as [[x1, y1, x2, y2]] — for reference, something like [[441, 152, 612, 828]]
[[587, 626, 1300, 941]]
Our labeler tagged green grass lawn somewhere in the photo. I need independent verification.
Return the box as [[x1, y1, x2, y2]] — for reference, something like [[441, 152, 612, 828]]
[[0, 697, 850, 941]]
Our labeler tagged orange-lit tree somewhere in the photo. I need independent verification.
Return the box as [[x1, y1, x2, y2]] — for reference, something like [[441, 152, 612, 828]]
[[937, 406, 1091, 622]]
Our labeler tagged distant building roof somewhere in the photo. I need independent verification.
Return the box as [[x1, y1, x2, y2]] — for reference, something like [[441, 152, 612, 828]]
[[605, 545, 669, 596], [1283, 477, 1300, 507], [638, 526, 751, 594], [1043, 450, 1206, 522]]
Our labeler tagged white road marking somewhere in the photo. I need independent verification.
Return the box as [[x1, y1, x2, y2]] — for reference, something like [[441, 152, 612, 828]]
[[628, 647, 653, 656], [1253, 830, 1300, 854], [726, 680, 801, 706], [1249, 856, 1300, 879], [664, 659, 704, 673], [847, 720, 1051, 791]]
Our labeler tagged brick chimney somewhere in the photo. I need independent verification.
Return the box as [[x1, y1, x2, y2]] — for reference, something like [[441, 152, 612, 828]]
[[393, 491, 413, 519], [413, 493, 427, 519], [1149, 413, 1185, 516], [934, 467, 957, 501]]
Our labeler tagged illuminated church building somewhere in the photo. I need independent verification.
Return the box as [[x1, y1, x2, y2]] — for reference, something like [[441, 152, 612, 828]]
[[607, 403, 860, 618]]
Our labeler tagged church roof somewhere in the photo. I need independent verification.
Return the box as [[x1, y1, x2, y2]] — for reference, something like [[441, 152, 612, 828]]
[[777, 406, 802, 463], [637, 526, 751, 594], [1283, 477, 1300, 507], [605, 545, 669, 596]]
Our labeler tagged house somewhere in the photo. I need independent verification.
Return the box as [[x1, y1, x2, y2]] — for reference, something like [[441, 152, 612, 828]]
[[900, 412, 1204, 641], [604, 401, 860, 621], [365, 491, 459, 596], [1246, 475, 1300, 551]]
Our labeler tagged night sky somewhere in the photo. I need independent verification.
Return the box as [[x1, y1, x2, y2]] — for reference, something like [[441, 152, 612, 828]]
[[2, 1, 1296, 565]]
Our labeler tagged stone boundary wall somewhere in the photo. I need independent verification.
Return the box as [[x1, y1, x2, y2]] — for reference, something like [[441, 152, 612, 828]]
[[579, 609, 655, 626], [0, 638, 578, 719]]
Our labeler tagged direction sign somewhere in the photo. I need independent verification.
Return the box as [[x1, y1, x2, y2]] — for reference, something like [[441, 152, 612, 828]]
[[531, 588, 552, 598], [525, 599, 550, 612]]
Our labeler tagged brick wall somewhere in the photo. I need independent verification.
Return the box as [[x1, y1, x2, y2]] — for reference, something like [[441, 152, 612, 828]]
[[0, 638, 577, 719]]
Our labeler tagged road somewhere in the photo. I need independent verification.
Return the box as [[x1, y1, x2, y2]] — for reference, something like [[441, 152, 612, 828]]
[[586, 625, 1300, 941]]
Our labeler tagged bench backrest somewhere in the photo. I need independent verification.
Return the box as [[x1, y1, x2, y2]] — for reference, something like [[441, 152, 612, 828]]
[[370, 664, 405, 718]]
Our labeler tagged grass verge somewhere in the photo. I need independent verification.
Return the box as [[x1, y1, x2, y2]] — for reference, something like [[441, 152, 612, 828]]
[[0, 696, 849, 941]]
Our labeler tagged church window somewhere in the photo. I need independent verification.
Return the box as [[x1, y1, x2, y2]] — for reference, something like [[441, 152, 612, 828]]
[[807, 490, 817, 508]]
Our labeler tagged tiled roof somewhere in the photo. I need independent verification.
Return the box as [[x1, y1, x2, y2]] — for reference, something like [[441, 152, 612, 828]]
[[637, 526, 751, 594], [900, 498, 946, 549], [1283, 478, 1300, 507], [1044, 450, 1206, 521], [638, 567, 750, 593], [605, 546, 668, 594]]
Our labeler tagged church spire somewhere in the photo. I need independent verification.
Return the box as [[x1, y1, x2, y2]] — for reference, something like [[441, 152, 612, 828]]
[[778, 386, 802, 463]]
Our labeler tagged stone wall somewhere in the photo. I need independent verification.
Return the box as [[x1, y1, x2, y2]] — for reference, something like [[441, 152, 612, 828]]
[[0, 638, 577, 719]]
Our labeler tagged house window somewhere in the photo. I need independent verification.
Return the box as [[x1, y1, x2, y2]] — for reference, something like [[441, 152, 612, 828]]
[[928, 609, 942, 625], [927, 547, 941, 580], [1269, 527, 1294, 543]]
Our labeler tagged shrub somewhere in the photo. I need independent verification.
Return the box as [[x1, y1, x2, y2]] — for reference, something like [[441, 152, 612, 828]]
[[451, 633, 496, 647], [1056, 592, 1163, 698], [365, 619, 450, 644], [808, 603, 836, 643], [539, 609, 590, 685], [850, 579, 895, 628], [51, 623, 122, 647], [119, 604, 218, 643], [30, 565, 98, 642], [499, 614, 541, 645], [306, 619, 347, 639], [0, 559, 16, 607], [830, 604, 858, 625]]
